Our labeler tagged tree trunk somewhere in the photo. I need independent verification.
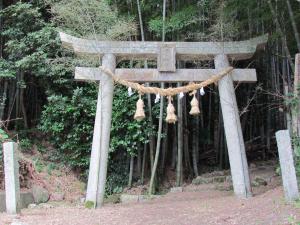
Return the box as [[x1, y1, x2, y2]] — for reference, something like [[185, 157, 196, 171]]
[[183, 96, 191, 172], [137, 147, 141, 178], [0, 81, 8, 121], [268, 0, 295, 71], [128, 155, 134, 187], [136, 0, 154, 170], [149, 0, 167, 194], [192, 116, 199, 177], [292, 54, 300, 136], [149, 84, 165, 195], [0, 0, 3, 58], [20, 71, 28, 128], [141, 143, 147, 184], [171, 126, 177, 169], [176, 83, 183, 187], [286, 0, 300, 52], [161, 124, 168, 174]]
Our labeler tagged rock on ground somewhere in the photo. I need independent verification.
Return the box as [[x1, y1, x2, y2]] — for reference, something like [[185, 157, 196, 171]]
[[31, 185, 49, 204]]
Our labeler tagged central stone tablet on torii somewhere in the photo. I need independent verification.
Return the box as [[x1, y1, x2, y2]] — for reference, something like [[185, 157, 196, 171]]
[[59, 32, 268, 207]]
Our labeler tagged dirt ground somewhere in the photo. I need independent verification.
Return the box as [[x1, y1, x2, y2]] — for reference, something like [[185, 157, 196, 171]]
[[1, 160, 299, 225], [0, 185, 299, 225]]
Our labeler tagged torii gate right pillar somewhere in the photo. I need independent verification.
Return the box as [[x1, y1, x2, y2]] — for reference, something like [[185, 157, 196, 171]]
[[215, 54, 252, 198]]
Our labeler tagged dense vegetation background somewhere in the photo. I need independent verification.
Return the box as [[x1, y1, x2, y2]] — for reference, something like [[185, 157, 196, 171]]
[[0, 0, 300, 194]]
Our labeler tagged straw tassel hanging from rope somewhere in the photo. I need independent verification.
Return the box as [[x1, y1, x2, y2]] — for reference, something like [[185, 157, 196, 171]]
[[166, 96, 177, 123], [134, 94, 145, 121], [99, 65, 234, 123], [189, 90, 200, 116]]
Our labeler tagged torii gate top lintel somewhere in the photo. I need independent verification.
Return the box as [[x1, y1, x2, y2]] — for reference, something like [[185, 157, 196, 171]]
[[59, 32, 268, 61]]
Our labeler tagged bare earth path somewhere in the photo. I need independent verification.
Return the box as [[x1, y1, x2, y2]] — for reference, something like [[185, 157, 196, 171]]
[[1, 186, 299, 225]]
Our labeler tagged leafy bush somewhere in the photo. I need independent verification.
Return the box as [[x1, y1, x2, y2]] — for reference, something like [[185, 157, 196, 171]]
[[39, 84, 154, 194], [0, 129, 9, 162], [292, 137, 300, 177], [39, 86, 97, 171]]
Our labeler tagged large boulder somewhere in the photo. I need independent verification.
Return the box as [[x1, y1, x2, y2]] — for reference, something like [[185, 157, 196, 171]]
[[31, 185, 49, 204]]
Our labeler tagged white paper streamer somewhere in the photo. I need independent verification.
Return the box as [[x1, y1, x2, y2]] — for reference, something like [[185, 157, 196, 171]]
[[179, 92, 184, 99], [155, 93, 160, 103], [200, 87, 205, 96], [128, 87, 133, 97]]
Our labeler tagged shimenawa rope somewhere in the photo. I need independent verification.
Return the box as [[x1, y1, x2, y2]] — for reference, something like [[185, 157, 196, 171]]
[[99, 66, 234, 123]]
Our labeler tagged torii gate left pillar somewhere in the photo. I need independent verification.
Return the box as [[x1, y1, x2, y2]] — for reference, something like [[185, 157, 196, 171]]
[[86, 54, 116, 207], [59, 32, 268, 207]]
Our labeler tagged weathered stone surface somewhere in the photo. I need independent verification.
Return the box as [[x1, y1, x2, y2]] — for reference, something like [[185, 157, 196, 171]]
[[28, 204, 37, 209], [3, 142, 21, 214], [215, 54, 252, 198], [75, 67, 257, 83], [39, 203, 53, 209], [215, 183, 233, 191], [19, 192, 34, 209], [120, 194, 161, 204], [60, 32, 268, 60], [275, 130, 299, 201], [120, 194, 139, 203], [96, 54, 116, 207], [192, 176, 210, 185], [170, 187, 183, 193], [0, 192, 5, 212], [28, 203, 53, 209], [31, 185, 49, 204], [251, 177, 268, 187], [157, 44, 176, 72], [0, 192, 34, 212], [192, 175, 230, 185]]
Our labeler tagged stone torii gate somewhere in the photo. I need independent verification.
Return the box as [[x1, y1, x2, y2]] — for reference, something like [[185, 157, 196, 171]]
[[59, 32, 268, 207]]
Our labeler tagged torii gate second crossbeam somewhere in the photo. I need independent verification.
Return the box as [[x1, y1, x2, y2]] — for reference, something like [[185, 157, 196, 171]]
[[59, 32, 268, 207]]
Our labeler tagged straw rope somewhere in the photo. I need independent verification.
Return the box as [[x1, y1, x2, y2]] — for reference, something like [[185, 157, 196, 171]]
[[99, 66, 234, 96]]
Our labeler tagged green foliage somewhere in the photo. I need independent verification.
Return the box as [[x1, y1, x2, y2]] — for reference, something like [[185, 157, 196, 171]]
[[0, 128, 9, 164], [39, 84, 153, 181], [48, 0, 136, 40], [0, 59, 16, 78], [0, 1, 83, 96], [39, 86, 97, 170], [292, 136, 300, 177], [0, 129, 9, 162], [19, 138, 33, 153], [0, 129, 9, 142], [110, 86, 153, 156], [47, 163, 56, 175], [84, 200, 94, 209], [105, 154, 128, 195], [1, 2, 55, 72], [33, 158, 44, 173], [149, 6, 201, 39]]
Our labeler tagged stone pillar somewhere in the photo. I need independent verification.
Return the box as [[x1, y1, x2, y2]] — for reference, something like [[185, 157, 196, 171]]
[[86, 67, 104, 206], [3, 142, 20, 214], [275, 130, 299, 202], [96, 54, 116, 207], [214, 54, 252, 198]]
